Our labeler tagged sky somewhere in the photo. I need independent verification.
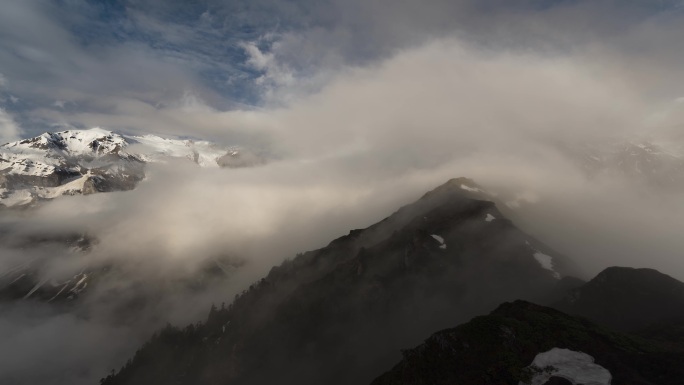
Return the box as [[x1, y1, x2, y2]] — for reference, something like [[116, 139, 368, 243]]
[[0, 0, 683, 142], [1, 1, 684, 384]]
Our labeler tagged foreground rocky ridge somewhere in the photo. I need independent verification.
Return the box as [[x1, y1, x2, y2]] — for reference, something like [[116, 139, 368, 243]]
[[373, 266, 684, 384], [99, 178, 579, 385], [372, 300, 684, 385]]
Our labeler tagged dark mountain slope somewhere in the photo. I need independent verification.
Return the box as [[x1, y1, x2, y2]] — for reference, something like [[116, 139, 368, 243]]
[[554, 267, 684, 331], [100, 178, 577, 385], [371, 300, 684, 385]]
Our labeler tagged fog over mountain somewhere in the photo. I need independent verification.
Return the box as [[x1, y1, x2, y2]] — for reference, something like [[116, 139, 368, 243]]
[[1, 1, 684, 384]]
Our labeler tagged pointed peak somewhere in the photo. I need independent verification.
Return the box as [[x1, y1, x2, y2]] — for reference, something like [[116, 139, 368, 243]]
[[444, 177, 484, 192], [419, 177, 490, 204]]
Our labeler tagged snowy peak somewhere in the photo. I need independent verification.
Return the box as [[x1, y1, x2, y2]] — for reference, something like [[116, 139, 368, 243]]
[[0, 128, 134, 179], [0, 127, 240, 165], [0, 128, 262, 207], [34, 128, 125, 156], [2, 127, 127, 159]]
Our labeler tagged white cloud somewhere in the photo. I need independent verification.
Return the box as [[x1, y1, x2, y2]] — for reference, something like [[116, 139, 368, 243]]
[[11, 36, 684, 280], [0, 108, 21, 144], [240, 39, 296, 99]]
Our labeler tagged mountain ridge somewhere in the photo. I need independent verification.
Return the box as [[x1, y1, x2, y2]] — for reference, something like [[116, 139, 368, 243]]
[[554, 266, 684, 332], [98, 178, 579, 385]]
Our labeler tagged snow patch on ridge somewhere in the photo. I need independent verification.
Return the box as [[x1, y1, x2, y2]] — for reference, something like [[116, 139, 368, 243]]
[[460, 184, 483, 193], [520, 348, 612, 385], [533, 251, 561, 279], [431, 234, 447, 249]]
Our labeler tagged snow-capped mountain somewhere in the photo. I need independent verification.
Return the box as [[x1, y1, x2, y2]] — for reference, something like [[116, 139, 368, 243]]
[[0, 128, 261, 207]]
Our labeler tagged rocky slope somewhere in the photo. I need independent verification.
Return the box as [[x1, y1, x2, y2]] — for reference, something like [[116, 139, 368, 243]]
[[99, 178, 579, 385]]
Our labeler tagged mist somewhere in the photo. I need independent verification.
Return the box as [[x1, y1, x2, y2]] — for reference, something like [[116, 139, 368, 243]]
[[1, 1, 684, 384]]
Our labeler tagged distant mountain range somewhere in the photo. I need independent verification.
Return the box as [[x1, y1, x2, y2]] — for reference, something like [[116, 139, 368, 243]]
[[0, 127, 265, 207], [3, 128, 684, 210]]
